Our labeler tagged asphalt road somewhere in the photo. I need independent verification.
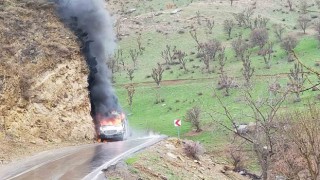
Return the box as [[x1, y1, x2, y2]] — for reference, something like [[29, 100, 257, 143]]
[[0, 135, 165, 180]]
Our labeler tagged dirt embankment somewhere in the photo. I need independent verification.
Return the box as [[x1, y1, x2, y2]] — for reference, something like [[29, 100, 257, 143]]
[[105, 138, 250, 180], [0, 0, 94, 163]]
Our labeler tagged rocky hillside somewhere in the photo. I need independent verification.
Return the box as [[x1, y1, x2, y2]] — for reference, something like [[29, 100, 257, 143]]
[[0, 0, 95, 163], [105, 138, 250, 180]]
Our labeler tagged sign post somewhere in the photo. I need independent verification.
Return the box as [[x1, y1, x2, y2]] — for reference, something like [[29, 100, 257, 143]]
[[174, 119, 181, 139]]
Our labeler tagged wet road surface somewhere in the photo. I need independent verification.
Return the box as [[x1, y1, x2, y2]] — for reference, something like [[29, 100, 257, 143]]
[[0, 136, 165, 180]]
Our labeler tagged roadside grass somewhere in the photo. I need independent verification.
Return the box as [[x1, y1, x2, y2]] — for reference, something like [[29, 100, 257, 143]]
[[113, 0, 320, 154], [125, 156, 139, 165]]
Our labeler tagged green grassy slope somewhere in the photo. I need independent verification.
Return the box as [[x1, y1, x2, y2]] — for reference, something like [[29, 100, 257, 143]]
[[111, 0, 320, 149]]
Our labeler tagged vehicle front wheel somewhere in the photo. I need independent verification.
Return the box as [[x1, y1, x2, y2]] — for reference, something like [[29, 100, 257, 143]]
[[118, 134, 124, 141]]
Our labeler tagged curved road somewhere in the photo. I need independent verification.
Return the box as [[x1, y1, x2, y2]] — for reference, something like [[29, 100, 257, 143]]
[[0, 136, 165, 180]]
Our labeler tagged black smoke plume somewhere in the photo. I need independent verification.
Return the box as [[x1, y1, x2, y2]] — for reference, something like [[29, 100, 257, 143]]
[[54, 0, 121, 136]]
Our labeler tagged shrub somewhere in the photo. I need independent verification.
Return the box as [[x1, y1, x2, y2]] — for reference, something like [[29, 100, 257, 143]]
[[250, 28, 268, 49], [281, 35, 298, 62], [185, 106, 202, 132], [273, 105, 320, 180], [183, 140, 204, 160], [226, 145, 249, 172]]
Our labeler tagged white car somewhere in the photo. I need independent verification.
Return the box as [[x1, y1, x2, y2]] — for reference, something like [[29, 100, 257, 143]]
[[99, 111, 128, 141], [100, 121, 127, 141]]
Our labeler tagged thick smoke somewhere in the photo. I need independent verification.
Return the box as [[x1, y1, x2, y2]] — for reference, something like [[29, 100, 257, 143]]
[[54, 0, 121, 135]]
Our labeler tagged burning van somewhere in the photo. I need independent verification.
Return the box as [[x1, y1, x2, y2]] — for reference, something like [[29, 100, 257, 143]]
[[99, 111, 128, 141]]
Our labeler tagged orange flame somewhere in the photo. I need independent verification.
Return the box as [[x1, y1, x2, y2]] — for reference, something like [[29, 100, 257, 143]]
[[98, 111, 125, 126]]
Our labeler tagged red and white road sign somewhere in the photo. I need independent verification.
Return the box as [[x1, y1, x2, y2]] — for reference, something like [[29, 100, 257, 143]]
[[174, 119, 181, 127]]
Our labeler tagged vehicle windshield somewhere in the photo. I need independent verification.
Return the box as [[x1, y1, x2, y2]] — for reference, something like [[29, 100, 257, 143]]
[[100, 120, 122, 127], [104, 123, 122, 127]]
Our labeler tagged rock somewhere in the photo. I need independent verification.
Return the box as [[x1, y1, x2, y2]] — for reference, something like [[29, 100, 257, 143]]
[[223, 165, 233, 171], [160, 175, 168, 180], [170, 8, 182, 15], [127, 8, 136, 14], [165, 143, 175, 150], [167, 152, 177, 159], [276, 175, 286, 180], [133, 20, 142, 25], [177, 155, 185, 162], [178, 30, 185, 34], [194, 160, 201, 165], [154, 12, 163, 16]]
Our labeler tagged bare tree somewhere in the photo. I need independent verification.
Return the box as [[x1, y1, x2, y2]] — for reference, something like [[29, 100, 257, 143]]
[[250, 28, 269, 49], [258, 41, 273, 69], [244, 7, 255, 29], [136, 34, 144, 54], [212, 91, 287, 180], [315, 20, 320, 35], [161, 45, 175, 65], [125, 84, 135, 111], [233, 12, 245, 27], [107, 56, 119, 83], [217, 48, 236, 96], [199, 39, 222, 73], [253, 15, 269, 29], [205, 18, 214, 35], [275, 105, 320, 180], [174, 49, 188, 72], [230, 0, 235, 6], [185, 106, 202, 132], [242, 51, 254, 86], [287, 0, 294, 11], [299, 0, 309, 14], [232, 7, 254, 28], [129, 49, 139, 68], [243, 92, 287, 180], [281, 35, 298, 62], [232, 35, 248, 61], [272, 24, 286, 42], [218, 48, 226, 74], [190, 30, 221, 73], [196, 11, 201, 25], [126, 67, 135, 82], [315, 20, 320, 47], [268, 79, 281, 97], [151, 63, 164, 87], [218, 75, 236, 97], [287, 63, 305, 102], [115, 49, 124, 69], [226, 144, 249, 172], [202, 50, 211, 73], [316, 0, 320, 9], [107, 57, 117, 74], [115, 19, 122, 40], [298, 15, 311, 34], [189, 30, 201, 46], [223, 19, 235, 39]]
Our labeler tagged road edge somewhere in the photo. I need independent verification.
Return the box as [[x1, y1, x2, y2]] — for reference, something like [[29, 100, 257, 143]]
[[83, 135, 167, 180]]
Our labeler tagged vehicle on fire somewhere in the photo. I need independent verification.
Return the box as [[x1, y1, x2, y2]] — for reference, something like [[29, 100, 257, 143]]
[[99, 111, 128, 141]]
